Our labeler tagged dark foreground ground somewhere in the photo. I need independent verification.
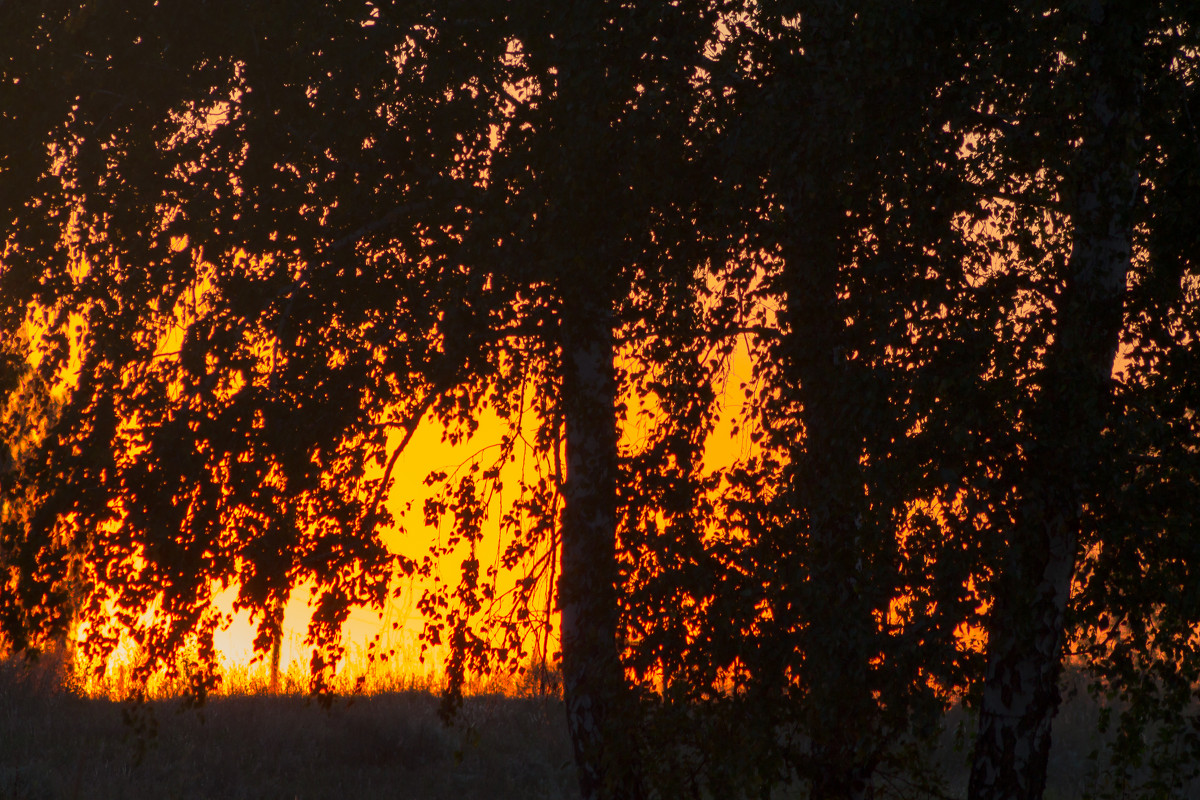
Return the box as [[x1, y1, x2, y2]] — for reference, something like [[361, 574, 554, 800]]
[[0, 660, 577, 800], [0, 658, 1189, 800]]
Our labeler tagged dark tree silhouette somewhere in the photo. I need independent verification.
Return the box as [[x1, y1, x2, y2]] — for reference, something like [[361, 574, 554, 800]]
[[943, 4, 1200, 798], [3, 3, 1200, 800], [0, 3, 721, 798]]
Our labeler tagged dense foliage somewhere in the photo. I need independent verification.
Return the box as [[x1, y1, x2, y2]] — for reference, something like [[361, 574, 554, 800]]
[[2, 2, 1199, 799]]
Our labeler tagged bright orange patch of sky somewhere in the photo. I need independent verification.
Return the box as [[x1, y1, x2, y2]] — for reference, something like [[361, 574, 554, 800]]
[[209, 338, 761, 683]]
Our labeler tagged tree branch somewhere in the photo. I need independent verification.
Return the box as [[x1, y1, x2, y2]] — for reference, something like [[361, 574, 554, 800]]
[[360, 388, 440, 539]]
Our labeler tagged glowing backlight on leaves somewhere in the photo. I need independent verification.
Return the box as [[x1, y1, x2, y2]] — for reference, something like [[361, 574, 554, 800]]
[[198, 337, 765, 690]]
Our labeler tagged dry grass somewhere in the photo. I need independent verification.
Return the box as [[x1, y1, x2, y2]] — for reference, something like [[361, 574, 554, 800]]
[[0, 653, 577, 800], [2, 653, 1194, 800]]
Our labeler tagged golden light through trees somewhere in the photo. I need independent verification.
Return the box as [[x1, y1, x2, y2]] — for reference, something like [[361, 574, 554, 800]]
[[195, 337, 762, 690], [4, 3, 1200, 800]]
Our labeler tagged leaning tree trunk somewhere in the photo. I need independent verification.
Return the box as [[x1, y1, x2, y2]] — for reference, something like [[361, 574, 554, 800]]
[[968, 7, 1144, 799], [558, 287, 644, 800]]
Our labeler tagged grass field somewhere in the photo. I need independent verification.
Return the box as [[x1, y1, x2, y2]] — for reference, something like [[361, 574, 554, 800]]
[[0, 654, 578, 800], [0, 654, 1191, 800]]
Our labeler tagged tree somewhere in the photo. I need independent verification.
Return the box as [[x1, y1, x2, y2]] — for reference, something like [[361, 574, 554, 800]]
[[1070, 5, 1200, 787], [0, 2, 724, 798], [679, 3, 1200, 799], [664, 4, 1004, 796], [951, 3, 1200, 798], [1, 329, 71, 658], [5, 3, 1199, 799]]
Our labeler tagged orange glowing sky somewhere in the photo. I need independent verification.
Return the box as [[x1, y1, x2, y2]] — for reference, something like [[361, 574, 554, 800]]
[[207, 338, 761, 681]]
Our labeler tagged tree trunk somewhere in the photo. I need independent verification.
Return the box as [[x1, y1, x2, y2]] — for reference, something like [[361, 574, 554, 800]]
[[968, 7, 1143, 798], [268, 593, 287, 692], [780, 192, 880, 800], [558, 289, 644, 800]]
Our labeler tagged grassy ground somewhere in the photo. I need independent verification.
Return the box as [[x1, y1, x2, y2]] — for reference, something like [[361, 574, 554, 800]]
[[0, 656, 578, 800], [2, 655, 1193, 800]]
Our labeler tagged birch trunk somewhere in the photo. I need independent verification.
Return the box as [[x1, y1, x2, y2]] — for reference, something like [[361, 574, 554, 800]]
[[558, 289, 643, 800], [968, 7, 1143, 798], [781, 195, 880, 800]]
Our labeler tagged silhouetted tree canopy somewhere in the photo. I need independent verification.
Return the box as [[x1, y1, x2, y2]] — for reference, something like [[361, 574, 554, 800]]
[[2, 2, 1199, 800]]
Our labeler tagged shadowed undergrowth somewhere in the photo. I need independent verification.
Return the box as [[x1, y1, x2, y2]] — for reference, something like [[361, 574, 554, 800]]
[[0, 655, 577, 800], [1, 655, 1192, 800]]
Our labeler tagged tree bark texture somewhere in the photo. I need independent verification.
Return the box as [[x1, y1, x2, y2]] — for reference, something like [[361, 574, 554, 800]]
[[558, 291, 643, 800], [780, 189, 880, 800], [968, 6, 1144, 799]]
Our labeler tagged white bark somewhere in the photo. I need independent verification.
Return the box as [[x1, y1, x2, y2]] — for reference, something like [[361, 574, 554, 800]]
[[558, 291, 643, 800], [969, 7, 1143, 797]]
